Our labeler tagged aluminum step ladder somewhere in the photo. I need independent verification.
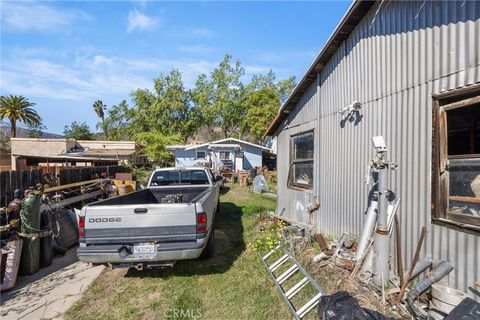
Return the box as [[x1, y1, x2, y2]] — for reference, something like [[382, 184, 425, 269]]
[[259, 245, 325, 319]]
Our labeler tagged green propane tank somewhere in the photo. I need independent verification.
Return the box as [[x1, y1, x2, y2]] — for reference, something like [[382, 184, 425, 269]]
[[19, 193, 41, 275]]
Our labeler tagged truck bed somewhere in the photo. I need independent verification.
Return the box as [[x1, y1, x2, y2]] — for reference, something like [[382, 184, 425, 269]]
[[91, 187, 210, 206]]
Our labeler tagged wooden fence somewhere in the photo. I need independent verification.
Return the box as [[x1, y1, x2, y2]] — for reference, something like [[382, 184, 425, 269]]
[[0, 165, 129, 207]]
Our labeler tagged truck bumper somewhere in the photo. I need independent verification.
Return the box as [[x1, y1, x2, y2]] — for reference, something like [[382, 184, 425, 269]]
[[77, 240, 206, 264]]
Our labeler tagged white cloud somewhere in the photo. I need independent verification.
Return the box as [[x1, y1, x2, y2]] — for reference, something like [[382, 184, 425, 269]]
[[1, 45, 282, 105], [127, 9, 159, 33], [0, 53, 224, 101], [0, 2, 90, 32]]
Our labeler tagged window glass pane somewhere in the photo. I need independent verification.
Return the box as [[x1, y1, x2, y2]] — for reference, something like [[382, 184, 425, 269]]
[[178, 170, 209, 185], [150, 170, 209, 185], [293, 132, 314, 159], [448, 158, 480, 222], [446, 104, 480, 155], [293, 162, 313, 186], [151, 171, 180, 185], [197, 151, 206, 159]]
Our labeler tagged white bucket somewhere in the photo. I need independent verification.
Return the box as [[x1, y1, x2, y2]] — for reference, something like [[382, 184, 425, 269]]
[[431, 283, 468, 314]]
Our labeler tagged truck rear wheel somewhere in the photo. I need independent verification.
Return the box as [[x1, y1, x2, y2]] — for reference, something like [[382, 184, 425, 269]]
[[200, 228, 214, 259]]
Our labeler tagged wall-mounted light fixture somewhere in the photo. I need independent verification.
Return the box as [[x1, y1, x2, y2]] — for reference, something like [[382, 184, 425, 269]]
[[339, 101, 362, 116]]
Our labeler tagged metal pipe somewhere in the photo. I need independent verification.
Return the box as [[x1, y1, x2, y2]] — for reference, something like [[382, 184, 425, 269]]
[[410, 256, 433, 280], [43, 179, 106, 193], [377, 168, 388, 230], [373, 161, 390, 287], [40, 190, 103, 213], [354, 200, 378, 261], [394, 215, 404, 288], [399, 226, 428, 300], [406, 260, 454, 320], [373, 231, 390, 287]]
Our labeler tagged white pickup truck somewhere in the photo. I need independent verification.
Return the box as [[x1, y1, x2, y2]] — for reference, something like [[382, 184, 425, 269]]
[[76, 167, 221, 269]]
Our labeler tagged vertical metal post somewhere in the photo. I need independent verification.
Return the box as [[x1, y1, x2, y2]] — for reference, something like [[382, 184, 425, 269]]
[[377, 168, 388, 230], [373, 144, 391, 287]]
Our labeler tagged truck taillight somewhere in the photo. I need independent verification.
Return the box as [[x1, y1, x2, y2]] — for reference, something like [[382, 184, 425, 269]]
[[79, 216, 85, 237], [198, 213, 207, 225], [197, 212, 207, 237]]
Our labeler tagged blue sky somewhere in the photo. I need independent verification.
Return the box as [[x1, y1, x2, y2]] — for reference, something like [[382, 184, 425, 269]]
[[1, 0, 351, 134]]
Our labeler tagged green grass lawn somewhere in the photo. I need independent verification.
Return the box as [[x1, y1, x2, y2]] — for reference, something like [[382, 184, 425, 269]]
[[65, 184, 290, 320]]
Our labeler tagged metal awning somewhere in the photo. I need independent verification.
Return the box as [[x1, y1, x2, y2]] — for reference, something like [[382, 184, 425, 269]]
[[208, 144, 241, 149]]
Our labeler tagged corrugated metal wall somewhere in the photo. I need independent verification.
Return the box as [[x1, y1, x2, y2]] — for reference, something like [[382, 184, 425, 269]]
[[277, 79, 319, 226], [276, 0, 480, 296]]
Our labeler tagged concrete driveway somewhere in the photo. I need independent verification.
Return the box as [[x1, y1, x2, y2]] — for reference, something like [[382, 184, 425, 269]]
[[0, 249, 104, 320]]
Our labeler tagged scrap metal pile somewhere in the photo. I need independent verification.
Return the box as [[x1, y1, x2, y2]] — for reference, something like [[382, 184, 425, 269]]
[[0, 178, 115, 292], [264, 136, 480, 319]]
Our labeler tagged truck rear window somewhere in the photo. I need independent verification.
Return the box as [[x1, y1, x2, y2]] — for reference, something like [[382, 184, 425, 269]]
[[150, 170, 209, 186]]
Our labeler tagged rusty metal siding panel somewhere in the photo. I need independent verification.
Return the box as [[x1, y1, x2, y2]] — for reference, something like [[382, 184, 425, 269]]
[[276, 0, 480, 297]]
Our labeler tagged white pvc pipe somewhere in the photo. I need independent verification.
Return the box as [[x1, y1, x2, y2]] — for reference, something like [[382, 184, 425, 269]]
[[373, 231, 390, 287], [354, 200, 378, 261], [377, 169, 388, 230]]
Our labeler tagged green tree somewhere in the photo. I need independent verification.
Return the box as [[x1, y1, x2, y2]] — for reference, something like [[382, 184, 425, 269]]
[[93, 100, 108, 139], [240, 71, 296, 142], [276, 76, 296, 103], [191, 54, 246, 138], [134, 131, 182, 164], [26, 121, 47, 138], [0, 95, 41, 138], [246, 71, 296, 103], [247, 70, 277, 91], [63, 121, 94, 140], [129, 88, 156, 134], [242, 87, 280, 143], [129, 70, 199, 142], [103, 99, 131, 141]]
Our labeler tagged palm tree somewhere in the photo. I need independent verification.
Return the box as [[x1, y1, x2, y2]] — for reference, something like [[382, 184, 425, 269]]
[[93, 100, 108, 139], [0, 95, 41, 138]]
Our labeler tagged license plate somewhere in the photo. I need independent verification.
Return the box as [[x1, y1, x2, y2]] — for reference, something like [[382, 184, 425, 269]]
[[134, 243, 155, 254]]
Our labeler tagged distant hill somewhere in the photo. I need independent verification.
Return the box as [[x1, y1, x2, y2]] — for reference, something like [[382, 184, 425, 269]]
[[0, 123, 64, 140]]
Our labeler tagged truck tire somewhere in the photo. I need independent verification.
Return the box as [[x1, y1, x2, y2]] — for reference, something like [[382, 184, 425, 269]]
[[200, 228, 214, 259]]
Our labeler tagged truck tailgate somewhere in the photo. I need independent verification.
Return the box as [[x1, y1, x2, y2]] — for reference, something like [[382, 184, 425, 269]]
[[83, 203, 197, 244]]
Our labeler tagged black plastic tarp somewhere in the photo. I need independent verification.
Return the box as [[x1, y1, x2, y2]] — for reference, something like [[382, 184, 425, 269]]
[[318, 291, 393, 320]]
